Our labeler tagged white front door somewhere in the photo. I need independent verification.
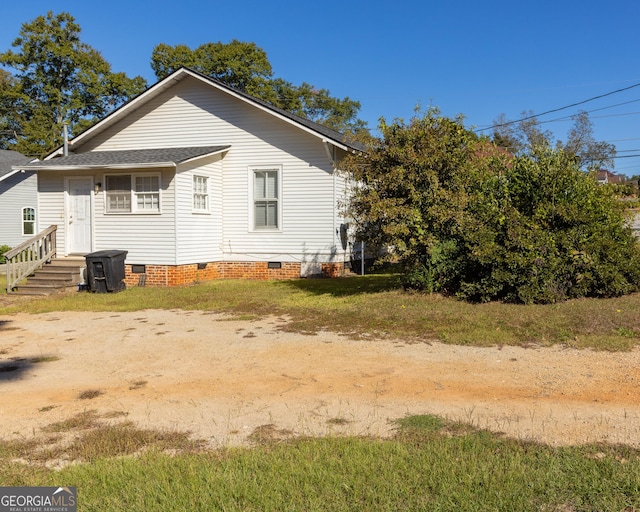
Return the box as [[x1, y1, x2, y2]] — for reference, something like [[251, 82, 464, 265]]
[[67, 177, 93, 254]]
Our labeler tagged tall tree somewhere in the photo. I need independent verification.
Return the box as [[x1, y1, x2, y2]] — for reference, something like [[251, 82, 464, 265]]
[[150, 41, 367, 135], [0, 69, 24, 148], [492, 110, 616, 170], [492, 111, 553, 155], [562, 110, 616, 170], [0, 11, 147, 157], [151, 41, 273, 94]]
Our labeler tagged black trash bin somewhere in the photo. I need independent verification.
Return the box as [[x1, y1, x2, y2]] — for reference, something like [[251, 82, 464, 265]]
[[85, 250, 128, 293]]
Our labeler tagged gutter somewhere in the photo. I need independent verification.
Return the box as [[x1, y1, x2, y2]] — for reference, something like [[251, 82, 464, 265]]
[[14, 162, 178, 172]]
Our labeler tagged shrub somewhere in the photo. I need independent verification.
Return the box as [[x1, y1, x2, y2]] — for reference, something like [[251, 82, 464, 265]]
[[344, 111, 640, 304], [453, 149, 640, 303], [0, 245, 11, 264]]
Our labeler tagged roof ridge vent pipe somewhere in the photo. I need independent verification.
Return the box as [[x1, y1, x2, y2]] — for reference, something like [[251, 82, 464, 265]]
[[63, 123, 69, 157]]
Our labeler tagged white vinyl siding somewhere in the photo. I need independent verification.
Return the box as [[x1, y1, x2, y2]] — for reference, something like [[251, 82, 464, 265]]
[[0, 171, 38, 246], [97, 169, 174, 263], [175, 160, 223, 264], [69, 75, 350, 267], [38, 169, 176, 263], [36, 172, 66, 253]]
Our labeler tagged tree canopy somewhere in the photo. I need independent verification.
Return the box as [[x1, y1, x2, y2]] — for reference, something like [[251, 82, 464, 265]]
[[343, 109, 640, 304], [150, 41, 367, 135], [563, 111, 616, 170], [0, 11, 147, 157], [492, 110, 616, 171]]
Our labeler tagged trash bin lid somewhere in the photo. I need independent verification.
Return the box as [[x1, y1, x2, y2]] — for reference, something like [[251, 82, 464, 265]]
[[85, 250, 128, 258]]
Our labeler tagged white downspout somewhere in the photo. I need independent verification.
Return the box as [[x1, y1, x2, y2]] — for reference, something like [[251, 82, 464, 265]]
[[324, 140, 340, 264]]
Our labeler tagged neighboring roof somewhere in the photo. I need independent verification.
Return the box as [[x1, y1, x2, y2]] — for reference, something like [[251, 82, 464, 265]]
[[596, 169, 623, 184], [0, 149, 33, 181], [16, 145, 231, 171], [56, 67, 365, 157]]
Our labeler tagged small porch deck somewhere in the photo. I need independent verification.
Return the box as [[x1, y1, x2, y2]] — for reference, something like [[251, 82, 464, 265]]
[[4, 226, 86, 295]]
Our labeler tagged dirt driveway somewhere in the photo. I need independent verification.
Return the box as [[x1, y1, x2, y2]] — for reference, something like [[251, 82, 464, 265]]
[[1, 309, 639, 448]]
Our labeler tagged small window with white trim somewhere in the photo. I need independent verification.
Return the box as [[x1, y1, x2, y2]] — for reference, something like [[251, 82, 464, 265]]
[[105, 174, 160, 213], [192, 175, 209, 212], [22, 207, 35, 235], [252, 167, 280, 230], [135, 175, 160, 211]]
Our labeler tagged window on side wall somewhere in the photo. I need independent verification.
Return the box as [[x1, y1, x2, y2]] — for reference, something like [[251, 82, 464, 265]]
[[192, 175, 209, 213], [22, 207, 35, 235], [251, 167, 280, 230], [105, 174, 160, 213]]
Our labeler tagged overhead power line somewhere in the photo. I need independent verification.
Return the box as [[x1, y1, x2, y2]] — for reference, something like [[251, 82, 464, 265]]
[[508, 98, 640, 126], [528, 109, 640, 127], [475, 82, 640, 132]]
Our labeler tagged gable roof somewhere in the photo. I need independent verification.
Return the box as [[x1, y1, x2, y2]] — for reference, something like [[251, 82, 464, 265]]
[[0, 150, 33, 181], [596, 169, 623, 184], [55, 67, 365, 157], [16, 146, 230, 171]]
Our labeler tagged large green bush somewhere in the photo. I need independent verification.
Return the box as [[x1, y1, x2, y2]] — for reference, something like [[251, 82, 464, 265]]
[[343, 111, 640, 304], [455, 149, 640, 303]]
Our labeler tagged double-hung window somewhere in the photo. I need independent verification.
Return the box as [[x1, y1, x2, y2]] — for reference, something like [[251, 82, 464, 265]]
[[22, 207, 36, 235], [105, 174, 160, 213], [252, 167, 280, 230], [106, 175, 132, 213], [193, 175, 209, 212], [135, 175, 160, 211]]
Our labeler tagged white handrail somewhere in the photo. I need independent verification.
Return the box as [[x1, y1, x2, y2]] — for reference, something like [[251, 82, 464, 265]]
[[5, 225, 57, 293]]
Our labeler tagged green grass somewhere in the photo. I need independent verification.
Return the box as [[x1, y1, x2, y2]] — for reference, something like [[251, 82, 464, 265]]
[[2, 271, 639, 350], [1, 414, 639, 511], [2, 274, 640, 509]]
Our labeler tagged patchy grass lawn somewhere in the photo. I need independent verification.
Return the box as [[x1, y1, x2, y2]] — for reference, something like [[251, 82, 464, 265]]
[[2, 272, 640, 509], [1, 272, 639, 350], [1, 414, 639, 511]]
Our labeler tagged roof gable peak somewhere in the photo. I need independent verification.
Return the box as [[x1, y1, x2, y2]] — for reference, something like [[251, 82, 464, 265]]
[[61, 67, 362, 156]]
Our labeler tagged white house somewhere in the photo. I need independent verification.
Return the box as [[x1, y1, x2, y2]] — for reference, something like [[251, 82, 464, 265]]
[[0, 150, 37, 248], [15, 68, 362, 286]]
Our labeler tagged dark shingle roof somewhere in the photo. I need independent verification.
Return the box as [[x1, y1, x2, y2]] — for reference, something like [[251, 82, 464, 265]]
[[0, 150, 32, 178], [17, 146, 230, 170]]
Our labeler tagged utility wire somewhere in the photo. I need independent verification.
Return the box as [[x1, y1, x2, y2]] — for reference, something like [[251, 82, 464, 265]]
[[534, 104, 640, 126], [475, 82, 640, 132]]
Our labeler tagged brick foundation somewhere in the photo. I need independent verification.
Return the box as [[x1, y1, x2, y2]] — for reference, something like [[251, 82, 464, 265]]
[[123, 261, 351, 287], [321, 263, 344, 278], [217, 261, 301, 280], [124, 263, 222, 288]]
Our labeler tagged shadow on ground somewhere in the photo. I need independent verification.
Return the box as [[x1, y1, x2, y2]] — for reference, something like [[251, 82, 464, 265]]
[[0, 359, 34, 382], [283, 272, 402, 298]]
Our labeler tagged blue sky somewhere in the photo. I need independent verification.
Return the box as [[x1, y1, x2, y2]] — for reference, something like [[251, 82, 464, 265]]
[[2, 1, 639, 175]]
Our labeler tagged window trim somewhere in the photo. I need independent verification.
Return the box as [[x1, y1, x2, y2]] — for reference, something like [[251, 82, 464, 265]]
[[104, 173, 161, 214], [192, 174, 210, 214], [22, 206, 36, 236], [249, 165, 282, 232]]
